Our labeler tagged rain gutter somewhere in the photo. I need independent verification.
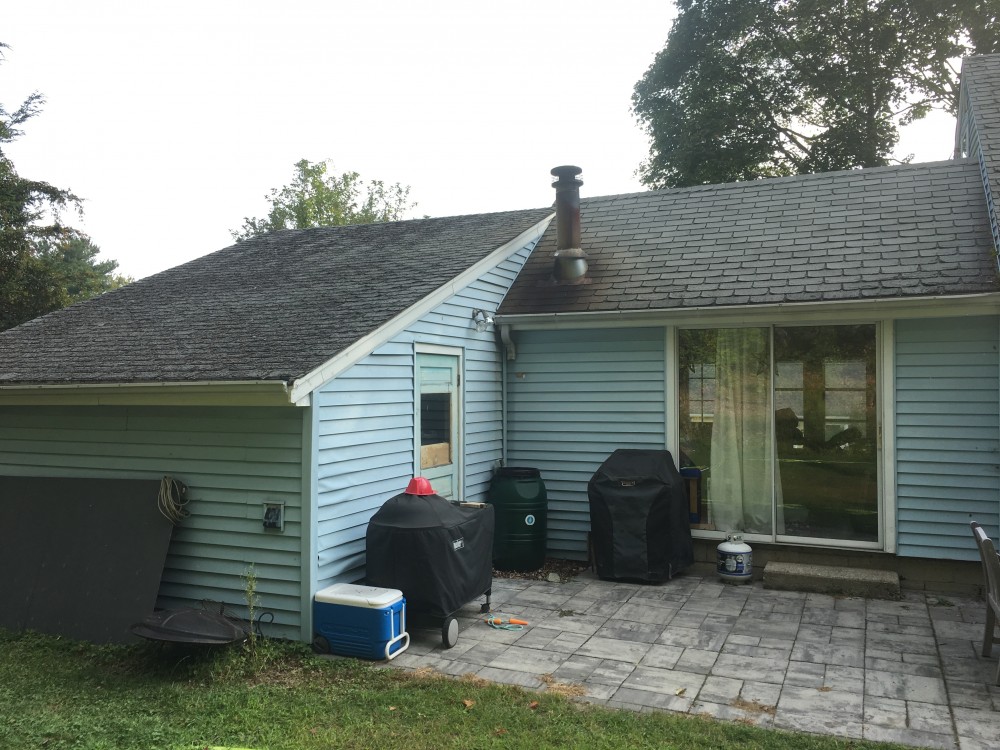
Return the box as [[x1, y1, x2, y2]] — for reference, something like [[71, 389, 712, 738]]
[[0, 379, 299, 407], [496, 292, 1000, 331]]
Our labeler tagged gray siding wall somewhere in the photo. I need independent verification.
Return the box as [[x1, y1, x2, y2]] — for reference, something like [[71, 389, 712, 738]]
[[895, 317, 1000, 559], [957, 85, 981, 160], [0, 405, 305, 637], [505, 328, 668, 559], [314, 244, 536, 588], [957, 76, 1000, 262]]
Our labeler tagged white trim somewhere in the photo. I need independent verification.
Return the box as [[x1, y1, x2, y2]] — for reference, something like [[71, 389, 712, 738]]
[[881, 320, 898, 553], [0, 380, 296, 407], [694, 531, 886, 553], [414, 345, 465, 500], [498, 292, 1000, 330], [289, 215, 553, 403], [748, 533, 886, 552], [664, 326, 678, 453], [680, 321, 892, 552], [411, 349, 419, 479], [0, 379, 281, 391], [770, 327, 778, 541], [299, 401, 319, 642], [955, 79, 971, 158], [414, 343, 465, 357]]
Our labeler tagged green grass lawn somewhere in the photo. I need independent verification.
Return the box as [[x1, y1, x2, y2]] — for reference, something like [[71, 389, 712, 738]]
[[0, 629, 908, 750]]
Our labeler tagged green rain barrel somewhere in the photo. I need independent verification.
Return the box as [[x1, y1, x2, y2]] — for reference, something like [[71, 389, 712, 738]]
[[489, 467, 547, 571]]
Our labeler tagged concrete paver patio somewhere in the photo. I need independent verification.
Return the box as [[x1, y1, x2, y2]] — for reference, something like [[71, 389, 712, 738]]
[[388, 571, 1000, 749]]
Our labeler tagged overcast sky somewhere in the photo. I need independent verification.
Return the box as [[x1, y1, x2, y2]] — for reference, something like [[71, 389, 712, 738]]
[[3, 1, 957, 280]]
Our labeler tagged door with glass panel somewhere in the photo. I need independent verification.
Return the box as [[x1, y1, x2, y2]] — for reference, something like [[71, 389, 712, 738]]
[[678, 324, 879, 545], [416, 352, 461, 500]]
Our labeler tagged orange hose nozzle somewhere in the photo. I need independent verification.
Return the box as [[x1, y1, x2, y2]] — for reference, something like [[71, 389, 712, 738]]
[[486, 616, 529, 626]]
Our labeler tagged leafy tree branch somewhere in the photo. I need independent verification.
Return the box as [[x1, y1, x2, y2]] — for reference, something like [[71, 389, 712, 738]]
[[231, 159, 416, 242], [632, 0, 997, 188]]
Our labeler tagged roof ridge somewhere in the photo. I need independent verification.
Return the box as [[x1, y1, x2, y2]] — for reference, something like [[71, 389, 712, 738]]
[[277, 205, 553, 232], [578, 158, 972, 205]]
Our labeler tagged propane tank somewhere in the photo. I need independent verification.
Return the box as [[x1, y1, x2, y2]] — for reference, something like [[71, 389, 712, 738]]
[[717, 533, 752, 583]]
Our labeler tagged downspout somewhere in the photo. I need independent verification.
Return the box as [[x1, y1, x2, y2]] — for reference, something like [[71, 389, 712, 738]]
[[499, 324, 517, 467]]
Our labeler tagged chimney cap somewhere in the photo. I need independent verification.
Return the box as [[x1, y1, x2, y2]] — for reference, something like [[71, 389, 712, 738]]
[[551, 165, 583, 187], [549, 165, 587, 283]]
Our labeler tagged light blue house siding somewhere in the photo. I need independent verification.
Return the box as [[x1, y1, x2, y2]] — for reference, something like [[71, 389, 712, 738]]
[[0, 235, 542, 644], [505, 317, 1000, 564], [504, 327, 668, 559], [313, 243, 537, 588], [0, 405, 306, 638], [895, 316, 1000, 559]]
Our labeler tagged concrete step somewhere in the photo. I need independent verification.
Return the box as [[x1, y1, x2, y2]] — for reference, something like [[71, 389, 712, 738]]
[[763, 561, 900, 599]]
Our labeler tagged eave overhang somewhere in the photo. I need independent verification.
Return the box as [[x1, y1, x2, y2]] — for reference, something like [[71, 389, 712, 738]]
[[0, 216, 556, 409], [496, 292, 1000, 330], [0, 380, 299, 407]]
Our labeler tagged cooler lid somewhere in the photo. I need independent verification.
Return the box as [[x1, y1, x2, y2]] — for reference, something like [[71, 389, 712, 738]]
[[314, 583, 403, 608]]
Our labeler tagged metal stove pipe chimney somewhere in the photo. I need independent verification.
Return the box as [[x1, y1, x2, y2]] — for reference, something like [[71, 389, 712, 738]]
[[551, 165, 588, 283]]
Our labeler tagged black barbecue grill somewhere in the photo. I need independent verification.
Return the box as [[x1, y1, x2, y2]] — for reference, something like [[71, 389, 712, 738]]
[[365, 480, 494, 648], [588, 449, 693, 582]]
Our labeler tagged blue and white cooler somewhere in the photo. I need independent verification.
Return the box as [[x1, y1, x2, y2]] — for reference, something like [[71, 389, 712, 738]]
[[312, 583, 409, 660]]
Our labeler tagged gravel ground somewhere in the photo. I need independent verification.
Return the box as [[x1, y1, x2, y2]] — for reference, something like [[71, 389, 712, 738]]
[[492, 558, 591, 583]]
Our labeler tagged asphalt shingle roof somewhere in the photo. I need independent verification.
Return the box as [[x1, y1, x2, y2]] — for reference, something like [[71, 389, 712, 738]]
[[6, 58, 1000, 385], [0, 208, 552, 385], [499, 159, 998, 316]]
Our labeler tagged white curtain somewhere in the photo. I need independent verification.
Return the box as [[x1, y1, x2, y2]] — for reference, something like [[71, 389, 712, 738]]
[[710, 328, 773, 534]]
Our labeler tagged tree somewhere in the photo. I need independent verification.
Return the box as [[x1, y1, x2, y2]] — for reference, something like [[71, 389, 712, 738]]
[[632, 0, 999, 188], [35, 236, 132, 303], [231, 159, 415, 241], [1, 43, 129, 331], [960, 1, 1000, 53]]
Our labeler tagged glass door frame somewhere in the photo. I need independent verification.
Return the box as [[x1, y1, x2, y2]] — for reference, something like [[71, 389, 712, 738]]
[[667, 320, 894, 552]]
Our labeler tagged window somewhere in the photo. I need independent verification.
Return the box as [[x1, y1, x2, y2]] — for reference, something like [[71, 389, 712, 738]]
[[679, 324, 878, 543], [420, 392, 452, 469]]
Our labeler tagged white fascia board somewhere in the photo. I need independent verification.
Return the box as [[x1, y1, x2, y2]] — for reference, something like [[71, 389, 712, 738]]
[[879, 320, 897, 554], [497, 292, 1000, 330], [288, 214, 554, 405], [955, 81, 971, 158], [0, 380, 298, 407]]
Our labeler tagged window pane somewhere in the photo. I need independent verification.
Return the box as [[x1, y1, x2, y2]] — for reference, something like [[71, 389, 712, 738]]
[[775, 361, 803, 390], [679, 328, 773, 534], [773, 325, 877, 541], [420, 392, 451, 469]]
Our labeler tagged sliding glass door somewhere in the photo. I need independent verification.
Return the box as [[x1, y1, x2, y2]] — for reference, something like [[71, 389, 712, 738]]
[[678, 324, 879, 545]]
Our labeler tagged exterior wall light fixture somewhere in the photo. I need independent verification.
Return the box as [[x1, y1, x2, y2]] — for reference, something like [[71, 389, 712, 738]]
[[471, 309, 495, 333]]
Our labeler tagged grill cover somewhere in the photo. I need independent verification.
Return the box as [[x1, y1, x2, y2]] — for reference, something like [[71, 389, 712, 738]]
[[366, 492, 494, 618], [588, 449, 693, 581]]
